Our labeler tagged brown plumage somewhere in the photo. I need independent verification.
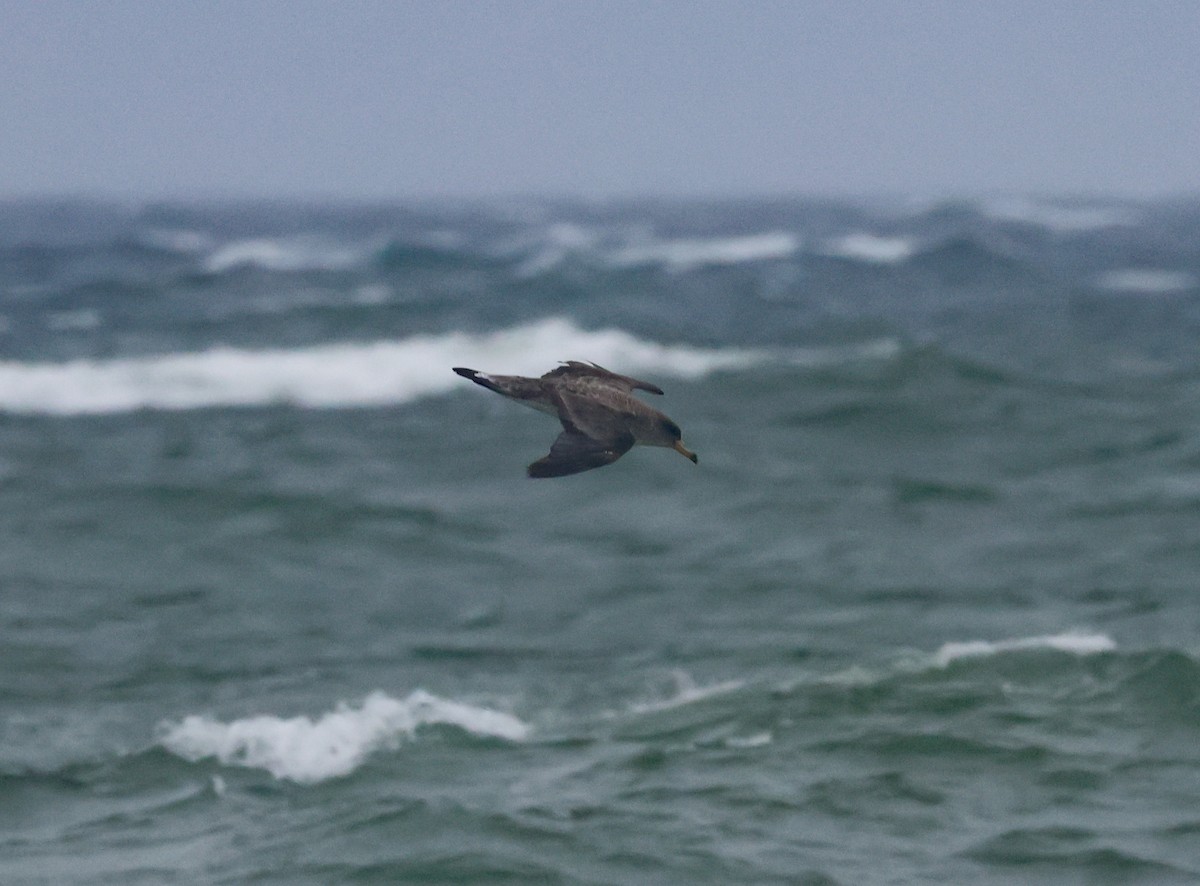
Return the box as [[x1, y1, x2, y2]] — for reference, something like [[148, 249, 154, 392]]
[[453, 361, 698, 478]]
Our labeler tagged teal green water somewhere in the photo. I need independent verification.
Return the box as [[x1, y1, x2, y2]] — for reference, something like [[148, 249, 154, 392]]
[[2, 198, 1199, 883]]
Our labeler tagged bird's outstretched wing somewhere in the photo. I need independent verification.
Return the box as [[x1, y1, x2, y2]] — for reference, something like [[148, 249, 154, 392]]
[[526, 387, 636, 478], [527, 427, 635, 477], [541, 361, 664, 395]]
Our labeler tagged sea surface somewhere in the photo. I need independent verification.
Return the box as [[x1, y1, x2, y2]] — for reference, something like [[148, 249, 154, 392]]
[[2, 195, 1199, 884]]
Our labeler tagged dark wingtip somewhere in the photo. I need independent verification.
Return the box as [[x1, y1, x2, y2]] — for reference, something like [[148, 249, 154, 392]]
[[455, 367, 506, 395], [526, 458, 564, 478]]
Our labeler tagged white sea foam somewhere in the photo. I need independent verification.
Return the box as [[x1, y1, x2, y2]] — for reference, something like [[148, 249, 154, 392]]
[[725, 731, 773, 749], [203, 236, 366, 273], [980, 197, 1135, 232], [934, 631, 1116, 668], [512, 222, 600, 277], [0, 318, 776, 415], [610, 232, 798, 271], [159, 690, 528, 784], [821, 233, 916, 264], [1095, 269, 1195, 294], [630, 670, 745, 714]]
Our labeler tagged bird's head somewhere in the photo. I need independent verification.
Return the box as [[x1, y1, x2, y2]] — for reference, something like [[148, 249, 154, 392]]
[[660, 418, 698, 464]]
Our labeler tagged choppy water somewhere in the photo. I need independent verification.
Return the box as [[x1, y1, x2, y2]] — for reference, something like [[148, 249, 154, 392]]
[[2, 196, 1200, 884]]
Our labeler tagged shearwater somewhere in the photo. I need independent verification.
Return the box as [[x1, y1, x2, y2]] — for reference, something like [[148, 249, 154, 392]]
[[453, 361, 698, 477]]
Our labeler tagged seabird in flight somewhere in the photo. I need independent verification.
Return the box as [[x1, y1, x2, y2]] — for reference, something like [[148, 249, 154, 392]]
[[453, 361, 698, 477]]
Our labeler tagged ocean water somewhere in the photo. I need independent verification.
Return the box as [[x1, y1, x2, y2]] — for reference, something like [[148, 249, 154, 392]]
[[2, 195, 1200, 884]]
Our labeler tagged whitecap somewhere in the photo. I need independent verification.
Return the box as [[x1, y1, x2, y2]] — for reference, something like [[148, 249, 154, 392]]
[[821, 233, 916, 264], [158, 690, 528, 784], [510, 221, 601, 278], [934, 631, 1116, 668], [609, 232, 798, 271], [725, 731, 773, 749], [202, 236, 365, 273], [0, 317, 774, 416], [630, 670, 745, 714], [980, 197, 1135, 231]]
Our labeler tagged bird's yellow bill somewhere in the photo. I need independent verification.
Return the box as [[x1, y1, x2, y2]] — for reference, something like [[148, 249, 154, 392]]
[[673, 440, 698, 463]]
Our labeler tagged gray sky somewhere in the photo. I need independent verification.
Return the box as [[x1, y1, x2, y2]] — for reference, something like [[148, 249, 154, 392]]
[[4, 0, 1198, 199]]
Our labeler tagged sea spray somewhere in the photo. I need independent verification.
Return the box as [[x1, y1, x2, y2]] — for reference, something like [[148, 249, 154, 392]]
[[0, 318, 777, 415], [159, 690, 529, 784]]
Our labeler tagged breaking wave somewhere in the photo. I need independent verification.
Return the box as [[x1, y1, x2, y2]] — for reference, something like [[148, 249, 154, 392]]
[[934, 631, 1117, 667], [158, 690, 529, 784], [608, 232, 799, 271], [0, 318, 778, 416]]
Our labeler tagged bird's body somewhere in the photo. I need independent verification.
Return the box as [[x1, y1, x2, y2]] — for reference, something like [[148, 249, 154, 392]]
[[453, 361, 697, 477]]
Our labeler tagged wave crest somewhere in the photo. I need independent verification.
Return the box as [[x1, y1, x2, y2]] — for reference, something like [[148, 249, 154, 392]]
[[934, 631, 1116, 667], [202, 236, 366, 273], [158, 690, 528, 784], [0, 318, 772, 416], [609, 232, 798, 271]]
